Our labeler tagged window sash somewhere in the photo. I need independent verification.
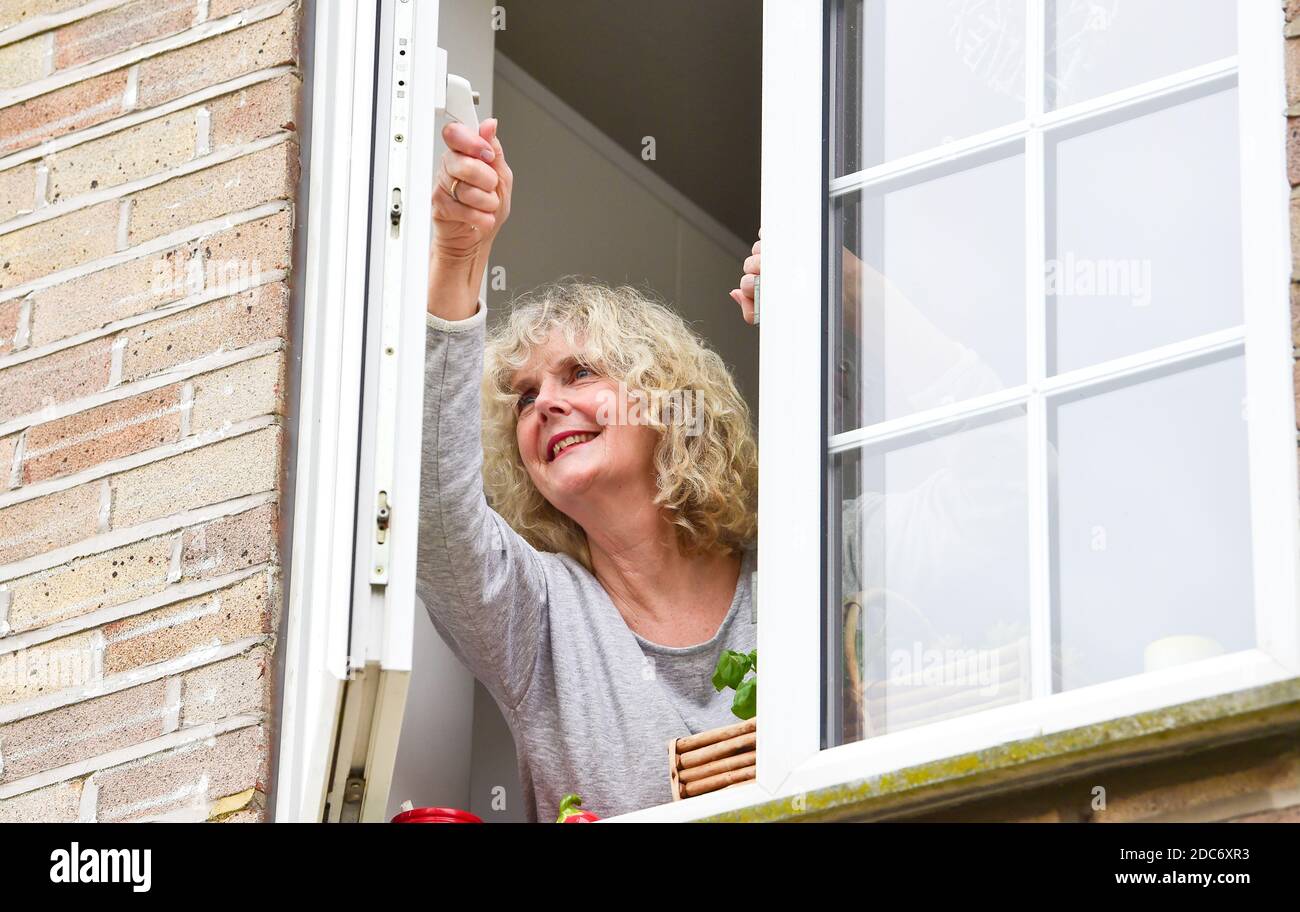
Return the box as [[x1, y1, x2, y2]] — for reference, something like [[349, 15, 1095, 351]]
[[630, 0, 1299, 823]]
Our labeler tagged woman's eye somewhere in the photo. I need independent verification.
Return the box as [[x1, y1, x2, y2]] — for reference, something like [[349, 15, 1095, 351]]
[[517, 393, 536, 412], [574, 366, 594, 380]]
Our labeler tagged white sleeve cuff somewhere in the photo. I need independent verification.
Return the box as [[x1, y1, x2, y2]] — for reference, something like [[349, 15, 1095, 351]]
[[426, 295, 487, 333]]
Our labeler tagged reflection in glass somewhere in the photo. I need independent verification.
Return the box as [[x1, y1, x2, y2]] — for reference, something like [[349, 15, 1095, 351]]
[[831, 414, 1031, 744], [1050, 354, 1255, 692], [833, 152, 1024, 433], [835, 0, 1026, 174], [1049, 88, 1241, 374], [1047, 0, 1237, 110]]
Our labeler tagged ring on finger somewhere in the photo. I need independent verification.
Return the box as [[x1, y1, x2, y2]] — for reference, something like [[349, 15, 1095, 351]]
[[449, 177, 462, 203]]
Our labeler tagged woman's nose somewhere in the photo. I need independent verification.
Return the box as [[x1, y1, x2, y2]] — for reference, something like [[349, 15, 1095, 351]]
[[533, 381, 571, 418]]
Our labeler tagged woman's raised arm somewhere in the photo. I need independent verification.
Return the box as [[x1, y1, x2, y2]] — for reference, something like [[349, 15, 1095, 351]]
[[418, 118, 546, 714]]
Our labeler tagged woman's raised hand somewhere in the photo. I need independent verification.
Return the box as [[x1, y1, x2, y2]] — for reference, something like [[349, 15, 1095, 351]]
[[428, 117, 512, 319], [729, 228, 761, 325]]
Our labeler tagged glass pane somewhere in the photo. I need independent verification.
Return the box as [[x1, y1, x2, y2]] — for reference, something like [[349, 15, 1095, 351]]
[[1047, 0, 1237, 110], [835, 0, 1026, 174], [1050, 355, 1255, 692], [833, 152, 1025, 433], [1048, 88, 1241, 375], [830, 412, 1031, 745]]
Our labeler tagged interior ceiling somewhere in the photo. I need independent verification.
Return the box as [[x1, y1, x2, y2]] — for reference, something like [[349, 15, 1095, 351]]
[[496, 0, 762, 244]]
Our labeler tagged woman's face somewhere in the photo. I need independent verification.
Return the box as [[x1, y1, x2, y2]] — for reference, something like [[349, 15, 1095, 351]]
[[511, 332, 659, 515]]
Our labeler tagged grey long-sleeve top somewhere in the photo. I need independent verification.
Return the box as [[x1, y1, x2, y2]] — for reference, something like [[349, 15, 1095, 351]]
[[415, 299, 757, 823]]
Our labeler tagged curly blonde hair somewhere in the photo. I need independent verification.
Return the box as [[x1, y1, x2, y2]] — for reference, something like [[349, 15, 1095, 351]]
[[481, 279, 757, 572]]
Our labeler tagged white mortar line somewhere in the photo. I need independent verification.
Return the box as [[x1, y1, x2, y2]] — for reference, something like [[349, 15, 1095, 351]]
[[0, 0, 130, 49], [0, 634, 268, 726], [0, 200, 288, 304], [123, 62, 139, 111], [166, 531, 184, 583], [0, 268, 287, 370], [178, 381, 194, 437], [0, 490, 274, 582], [1, 563, 266, 653], [0, 66, 293, 172], [97, 479, 112, 533], [0, 586, 9, 637], [32, 163, 48, 210], [107, 333, 126, 386], [194, 0, 210, 26], [194, 106, 211, 157], [0, 712, 261, 801], [89, 628, 105, 683], [114, 197, 131, 250], [0, 0, 293, 108], [0, 131, 290, 237], [40, 31, 54, 78], [163, 675, 183, 732], [77, 773, 99, 822], [5, 431, 23, 490], [0, 415, 277, 512], [11, 299, 29, 351], [0, 336, 283, 437]]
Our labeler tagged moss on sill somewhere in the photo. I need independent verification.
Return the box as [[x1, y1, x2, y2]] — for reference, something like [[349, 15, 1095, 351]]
[[700, 675, 1300, 823]]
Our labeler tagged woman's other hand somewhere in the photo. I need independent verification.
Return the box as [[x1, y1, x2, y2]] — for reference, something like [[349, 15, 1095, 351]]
[[729, 228, 761, 324], [428, 117, 513, 320]]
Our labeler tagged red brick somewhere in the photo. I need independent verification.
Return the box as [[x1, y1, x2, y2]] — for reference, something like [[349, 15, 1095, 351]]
[[181, 502, 276, 579], [0, 0, 84, 32], [199, 209, 293, 273], [1228, 803, 1300, 823], [137, 8, 298, 109], [0, 335, 113, 424], [0, 297, 21, 356], [1290, 117, 1300, 187], [0, 680, 169, 782], [208, 0, 267, 18], [102, 572, 271, 674], [95, 723, 267, 821], [0, 70, 127, 156], [209, 73, 298, 148], [127, 142, 298, 246], [0, 200, 121, 291], [28, 244, 198, 347], [54, 0, 196, 71], [179, 645, 270, 725], [109, 425, 279, 528], [0, 481, 101, 565], [20, 385, 183, 484], [120, 281, 289, 382]]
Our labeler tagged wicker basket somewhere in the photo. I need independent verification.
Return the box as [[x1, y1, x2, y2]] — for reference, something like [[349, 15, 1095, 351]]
[[668, 716, 757, 800]]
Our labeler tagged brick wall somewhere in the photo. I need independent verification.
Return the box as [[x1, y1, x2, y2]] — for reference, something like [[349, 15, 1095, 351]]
[[0, 0, 299, 823]]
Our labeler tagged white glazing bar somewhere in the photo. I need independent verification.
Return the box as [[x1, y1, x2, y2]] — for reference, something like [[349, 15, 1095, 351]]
[[1025, 0, 1052, 701], [829, 326, 1248, 454], [830, 57, 1238, 200]]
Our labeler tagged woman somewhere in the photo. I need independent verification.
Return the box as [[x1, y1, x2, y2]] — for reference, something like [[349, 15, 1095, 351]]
[[417, 116, 764, 822]]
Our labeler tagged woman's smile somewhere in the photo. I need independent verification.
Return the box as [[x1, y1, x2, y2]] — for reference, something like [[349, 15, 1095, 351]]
[[547, 429, 602, 462]]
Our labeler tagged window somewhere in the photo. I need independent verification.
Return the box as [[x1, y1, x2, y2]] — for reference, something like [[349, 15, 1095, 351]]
[[617, 0, 1298, 821]]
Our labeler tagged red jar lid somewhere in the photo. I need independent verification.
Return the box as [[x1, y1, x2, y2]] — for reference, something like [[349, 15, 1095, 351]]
[[391, 806, 484, 824]]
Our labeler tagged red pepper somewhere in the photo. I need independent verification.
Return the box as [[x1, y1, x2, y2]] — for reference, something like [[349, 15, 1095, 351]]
[[555, 793, 601, 823]]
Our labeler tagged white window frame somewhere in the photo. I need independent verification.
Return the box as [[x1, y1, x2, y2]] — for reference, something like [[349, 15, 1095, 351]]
[[276, 0, 439, 822], [612, 0, 1300, 823]]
